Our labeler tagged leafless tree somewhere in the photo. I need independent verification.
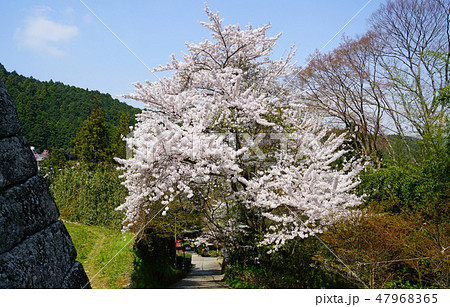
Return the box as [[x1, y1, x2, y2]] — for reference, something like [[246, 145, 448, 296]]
[[370, 0, 450, 152], [295, 33, 387, 166]]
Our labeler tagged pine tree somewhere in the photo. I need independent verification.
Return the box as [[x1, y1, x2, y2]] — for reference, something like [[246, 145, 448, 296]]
[[73, 107, 110, 164]]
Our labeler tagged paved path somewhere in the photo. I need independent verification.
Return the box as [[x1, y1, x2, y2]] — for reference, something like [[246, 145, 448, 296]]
[[170, 252, 230, 289]]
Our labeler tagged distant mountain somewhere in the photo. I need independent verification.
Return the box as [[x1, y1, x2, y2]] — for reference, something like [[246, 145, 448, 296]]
[[0, 62, 140, 152]]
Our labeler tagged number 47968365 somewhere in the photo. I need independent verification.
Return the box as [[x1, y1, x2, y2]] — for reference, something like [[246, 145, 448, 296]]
[[376, 293, 438, 304]]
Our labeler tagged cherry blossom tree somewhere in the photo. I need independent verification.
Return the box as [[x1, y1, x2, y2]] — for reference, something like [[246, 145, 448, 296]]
[[117, 8, 364, 252]]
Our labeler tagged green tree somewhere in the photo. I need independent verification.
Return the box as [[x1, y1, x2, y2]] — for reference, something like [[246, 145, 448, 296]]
[[73, 107, 110, 164], [40, 147, 67, 179], [111, 112, 131, 160]]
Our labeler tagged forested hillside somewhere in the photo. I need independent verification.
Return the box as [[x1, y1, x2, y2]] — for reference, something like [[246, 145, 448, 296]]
[[0, 62, 140, 152]]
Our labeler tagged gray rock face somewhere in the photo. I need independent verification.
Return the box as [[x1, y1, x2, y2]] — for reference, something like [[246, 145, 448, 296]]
[[0, 78, 90, 288], [0, 221, 76, 288], [0, 175, 60, 253], [0, 136, 38, 190], [61, 262, 91, 289]]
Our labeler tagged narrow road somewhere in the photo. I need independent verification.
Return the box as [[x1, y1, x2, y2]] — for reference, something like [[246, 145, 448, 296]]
[[171, 252, 230, 289]]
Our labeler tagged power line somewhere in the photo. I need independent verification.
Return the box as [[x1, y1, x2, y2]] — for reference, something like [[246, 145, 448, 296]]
[[79, 0, 161, 83]]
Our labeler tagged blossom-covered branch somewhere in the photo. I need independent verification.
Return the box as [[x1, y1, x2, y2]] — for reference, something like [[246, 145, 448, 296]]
[[117, 7, 363, 251]]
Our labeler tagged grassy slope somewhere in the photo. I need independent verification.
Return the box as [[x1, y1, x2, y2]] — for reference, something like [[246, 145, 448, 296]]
[[64, 221, 134, 289]]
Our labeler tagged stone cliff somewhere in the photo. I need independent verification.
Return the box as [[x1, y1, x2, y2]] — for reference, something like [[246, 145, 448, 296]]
[[0, 78, 91, 288]]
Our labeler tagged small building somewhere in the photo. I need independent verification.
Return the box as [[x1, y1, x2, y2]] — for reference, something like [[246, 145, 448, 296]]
[[30, 147, 49, 169]]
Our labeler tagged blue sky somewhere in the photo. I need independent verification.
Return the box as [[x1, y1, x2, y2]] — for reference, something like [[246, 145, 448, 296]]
[[0, 0, 384, 109]]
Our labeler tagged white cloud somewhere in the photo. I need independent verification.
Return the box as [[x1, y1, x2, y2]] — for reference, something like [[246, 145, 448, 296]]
[[15, 9, 79, 56]]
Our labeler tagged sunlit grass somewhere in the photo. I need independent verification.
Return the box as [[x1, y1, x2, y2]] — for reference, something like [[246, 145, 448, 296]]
[[64, 221, 134, 289]]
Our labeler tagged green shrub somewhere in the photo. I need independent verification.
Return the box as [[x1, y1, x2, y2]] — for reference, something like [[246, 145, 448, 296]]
[[130, 229, 188, 288], [320, 210, 449, 289], [359, 157, 449, 222], [176, 254, 192, 271], [224, 238, 359, 289], [224, 265, 265, 289], [351, 137, 450, 288], [51, 163, 127, 229]]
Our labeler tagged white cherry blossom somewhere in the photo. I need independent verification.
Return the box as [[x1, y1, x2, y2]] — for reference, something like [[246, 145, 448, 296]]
[[117, 7, 363, 251]]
